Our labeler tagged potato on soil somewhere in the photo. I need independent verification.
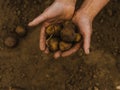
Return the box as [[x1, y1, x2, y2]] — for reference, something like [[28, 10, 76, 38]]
[[60, 27, 76, 42], [48, 38, 59, 52], [75, 33, 82, 42], [59, 41, 72, 51], [15, 26, 27, 37], [4, 36, 18, 48]]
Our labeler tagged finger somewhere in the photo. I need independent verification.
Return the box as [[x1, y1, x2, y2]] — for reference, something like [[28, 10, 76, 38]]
[[83, 34, 91, 54], [77, 19, 92, 55], [44, 48, 50, 54], [61, 43, 81, 57], [54, 51, 62, 59], [28, 2, 61, 26], [39, 23, 50, 51], [39, 25, 46, 51], [28, 13, 48, 26]]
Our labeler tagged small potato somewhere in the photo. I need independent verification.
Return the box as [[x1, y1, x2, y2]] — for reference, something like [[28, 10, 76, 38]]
[[59, 41, 72, 51], [15, 26, 27, 37], [75, 33, 82, 42], [46, 25, 55, 36], [46, 25, 62, 36], [64, 21, 76, 29], [48, 38, 59, 52], [4, 36, 18, 48], [60, 27, 76, 42], [54, 25, 62, 36]]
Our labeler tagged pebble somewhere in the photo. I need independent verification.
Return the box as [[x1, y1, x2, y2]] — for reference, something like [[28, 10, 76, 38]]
[[107, 9, 113, 17]]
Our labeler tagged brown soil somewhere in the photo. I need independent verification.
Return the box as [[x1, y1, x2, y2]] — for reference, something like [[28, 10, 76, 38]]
[[0, 0, 120, 90]]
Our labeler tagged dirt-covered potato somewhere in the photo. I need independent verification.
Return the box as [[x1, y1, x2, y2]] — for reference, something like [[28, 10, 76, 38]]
[[60, 27, 76, 42], [46, 25, 55, 36], [59, 41, 72, 51], [46, 21, 82, 54], [4, 36, 18, 48], [48, 38, 59, 52], [54, 25, 62, 36], [64, 21, 76, 29], [75, 33, 82, 42], [15, 26, 27, 37], [46, 25, 62, 36]]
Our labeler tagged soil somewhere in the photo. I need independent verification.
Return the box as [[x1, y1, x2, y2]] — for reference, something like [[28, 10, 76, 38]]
[[0, 0, 120, 90]]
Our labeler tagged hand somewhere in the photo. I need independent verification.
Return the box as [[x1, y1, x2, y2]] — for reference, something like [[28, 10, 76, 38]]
[[54, 10, 92, 59], [58, 0, 110, 57], [72, 10, 92, 55], [28, 0, 76, 58]]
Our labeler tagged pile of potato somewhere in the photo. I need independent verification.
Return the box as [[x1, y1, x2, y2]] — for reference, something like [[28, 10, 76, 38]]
[[46, 21, 82, 52]]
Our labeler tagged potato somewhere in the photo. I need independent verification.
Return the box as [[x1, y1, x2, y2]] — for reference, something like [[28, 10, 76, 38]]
[[46, 25, 62, 36], [46, 25, 55, 36], [15, 26, 27, 37], [48, 38, 59, 52], [75, 33, 82, 42], [54, 25, 62, 36], [60, 27, 76, 42], [64, 21, 76, 29], [4, 36, 18, 48], [46, 21, 82, 54], [59, 41, 72, 51]]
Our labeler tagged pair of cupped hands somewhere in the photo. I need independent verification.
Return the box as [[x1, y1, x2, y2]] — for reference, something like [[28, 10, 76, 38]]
[[28, 0, 94, 58]]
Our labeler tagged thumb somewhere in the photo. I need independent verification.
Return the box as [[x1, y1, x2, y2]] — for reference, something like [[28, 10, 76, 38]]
[[77, 18, 92, 54], [83, 33, 91, 54]]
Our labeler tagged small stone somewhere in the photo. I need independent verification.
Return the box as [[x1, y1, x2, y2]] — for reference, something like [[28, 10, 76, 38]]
[[116, 59, 120, 72], [15, 26, 27, 37], [4, 36, 18, 48], [100, 18, 104, 23], [107, 9, 113, 16]]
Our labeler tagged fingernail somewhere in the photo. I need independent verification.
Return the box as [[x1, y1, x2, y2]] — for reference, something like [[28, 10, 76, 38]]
[[86, 49, 90, 55], [28, 22, 32, 26]]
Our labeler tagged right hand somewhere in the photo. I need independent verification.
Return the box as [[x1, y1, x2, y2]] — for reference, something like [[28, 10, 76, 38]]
[[28, 0, 76, 57]]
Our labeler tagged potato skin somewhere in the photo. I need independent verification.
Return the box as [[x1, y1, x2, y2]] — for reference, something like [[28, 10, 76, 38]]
[[46, 25, 55, 36], [48, 38, 59, 52], [60, 27, 76, 43], [59, 41, 72, 51], [46, 25, 62, 36], [75, 33, 82, 42]]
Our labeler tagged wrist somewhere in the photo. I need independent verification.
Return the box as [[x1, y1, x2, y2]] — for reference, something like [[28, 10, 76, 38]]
[[56, 0, 76, 5], [79, 0, 109, 21]]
